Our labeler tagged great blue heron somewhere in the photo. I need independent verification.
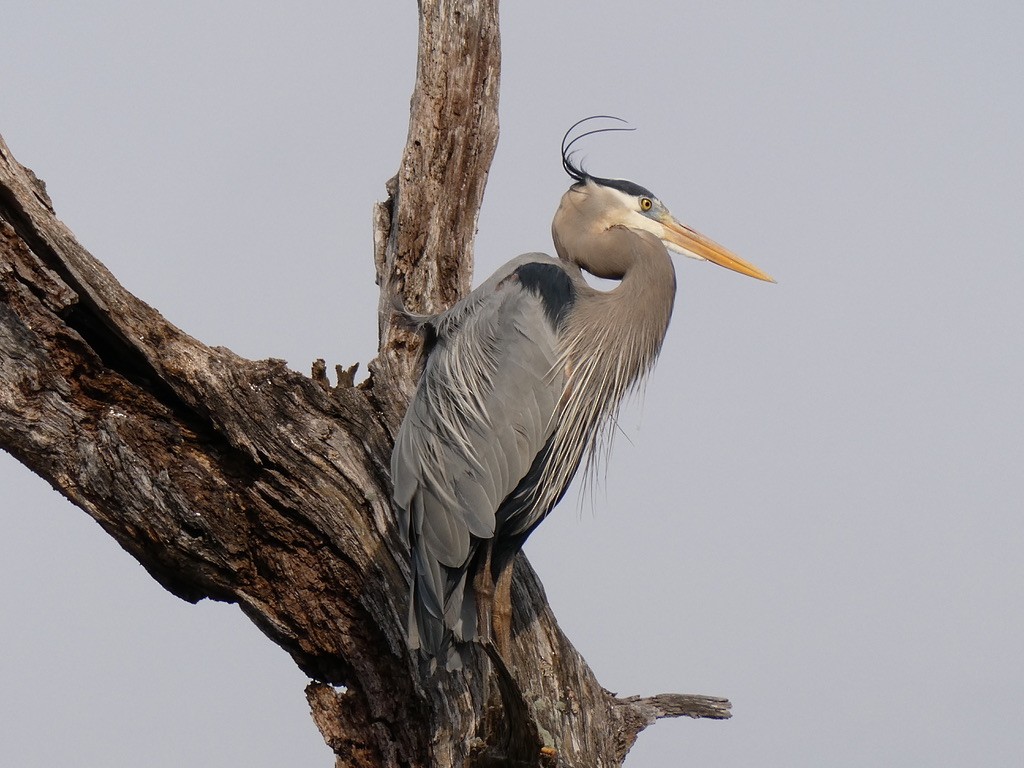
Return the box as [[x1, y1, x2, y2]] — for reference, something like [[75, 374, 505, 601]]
[[391, 117, 773, 670]]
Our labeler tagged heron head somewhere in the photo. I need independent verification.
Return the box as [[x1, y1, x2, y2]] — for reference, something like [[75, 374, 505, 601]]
[[557, 117, 775, 283]]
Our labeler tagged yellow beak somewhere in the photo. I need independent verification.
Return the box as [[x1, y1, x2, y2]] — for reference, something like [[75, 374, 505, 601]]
[[660, 215, 775, 283]]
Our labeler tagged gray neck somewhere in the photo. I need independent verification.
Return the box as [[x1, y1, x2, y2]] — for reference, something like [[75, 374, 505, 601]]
[[558, 225, 678, 375], [532, 227, 676, 511]]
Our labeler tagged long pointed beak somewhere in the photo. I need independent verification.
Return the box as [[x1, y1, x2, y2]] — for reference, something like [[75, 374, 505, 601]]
[[660, 215, 775, 283]]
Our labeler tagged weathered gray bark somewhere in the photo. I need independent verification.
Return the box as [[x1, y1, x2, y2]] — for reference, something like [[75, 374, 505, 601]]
[[0, 2, 730, 766]]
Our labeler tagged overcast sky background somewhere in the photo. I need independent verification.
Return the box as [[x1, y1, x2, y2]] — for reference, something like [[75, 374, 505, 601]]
[[2, 2, 1023, 766]]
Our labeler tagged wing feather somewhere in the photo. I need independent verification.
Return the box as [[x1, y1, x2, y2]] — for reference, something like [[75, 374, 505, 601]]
[[391, 255, 572, 662]]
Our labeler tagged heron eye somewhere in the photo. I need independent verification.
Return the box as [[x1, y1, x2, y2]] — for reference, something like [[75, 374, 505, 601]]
[[639, 197, 653, 211]]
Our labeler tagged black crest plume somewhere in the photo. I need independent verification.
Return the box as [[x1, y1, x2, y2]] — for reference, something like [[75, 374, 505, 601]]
[[561, 115, 636, 183]]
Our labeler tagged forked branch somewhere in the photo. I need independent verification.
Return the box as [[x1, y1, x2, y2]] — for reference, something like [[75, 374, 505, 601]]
[[0, 2, 729, 766]]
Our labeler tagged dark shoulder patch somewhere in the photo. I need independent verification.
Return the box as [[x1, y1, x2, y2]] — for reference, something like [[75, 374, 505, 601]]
[[513, 262, 576, 328]]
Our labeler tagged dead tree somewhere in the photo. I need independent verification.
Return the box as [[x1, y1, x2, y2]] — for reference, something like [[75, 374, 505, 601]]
[[0, 2, 730, 765]]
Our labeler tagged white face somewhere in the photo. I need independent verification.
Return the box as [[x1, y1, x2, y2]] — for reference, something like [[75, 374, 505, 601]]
[[563, 178, 773, 282], [598, 184, 708, 262]]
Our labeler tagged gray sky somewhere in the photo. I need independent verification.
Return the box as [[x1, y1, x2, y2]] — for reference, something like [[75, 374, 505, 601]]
[[3, 2, 1023, 766]]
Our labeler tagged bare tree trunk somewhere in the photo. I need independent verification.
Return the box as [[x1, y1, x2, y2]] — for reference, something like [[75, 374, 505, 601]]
[[0, 2, 729, 766]]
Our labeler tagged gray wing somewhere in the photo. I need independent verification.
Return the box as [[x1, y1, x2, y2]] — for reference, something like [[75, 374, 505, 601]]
[[390, 255, 569, 660]]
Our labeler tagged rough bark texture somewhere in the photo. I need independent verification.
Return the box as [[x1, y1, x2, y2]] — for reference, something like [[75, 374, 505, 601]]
[[0, 2, 730, 766]]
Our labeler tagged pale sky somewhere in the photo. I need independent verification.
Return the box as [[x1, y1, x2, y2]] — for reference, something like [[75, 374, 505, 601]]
[[2, 3, 1023, 766]]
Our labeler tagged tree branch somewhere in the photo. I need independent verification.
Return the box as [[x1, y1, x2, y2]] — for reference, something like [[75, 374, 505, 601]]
[[369, 0, 501, 426], [0, 2, 730, 765]]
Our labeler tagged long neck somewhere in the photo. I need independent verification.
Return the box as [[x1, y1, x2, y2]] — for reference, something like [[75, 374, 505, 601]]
[[531, 226, 677, 511], [553, 218, 678, 380], [568, 232, 676, 390]]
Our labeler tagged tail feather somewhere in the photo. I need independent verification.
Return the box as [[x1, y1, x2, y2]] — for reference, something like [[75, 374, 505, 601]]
[[408, 563, 475, 672]]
